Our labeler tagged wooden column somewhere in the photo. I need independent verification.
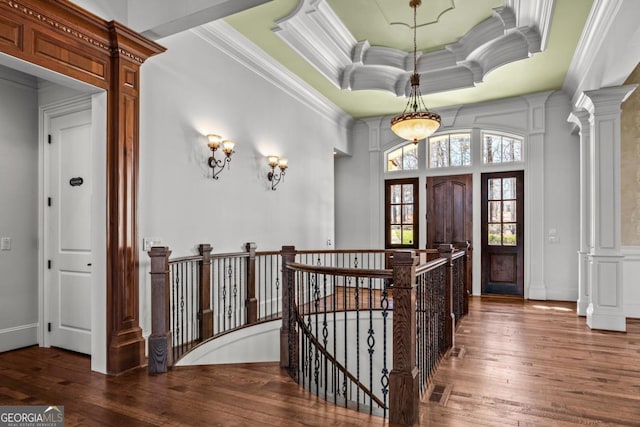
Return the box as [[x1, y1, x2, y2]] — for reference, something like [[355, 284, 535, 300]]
[[106, 22, 165, 374], [0, 0, 165, 375], [148, 247, 172, 374], [245, 242, 258, 325], [198, 244, 213, 341], [389, 251, 419, 427], [439, 244, 455, 349], [280, 246, 297, 369]]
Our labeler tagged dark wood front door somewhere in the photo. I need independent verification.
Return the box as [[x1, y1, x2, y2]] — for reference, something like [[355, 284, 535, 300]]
[[481, 171, 524, 296], [426, 174, 473, 250]]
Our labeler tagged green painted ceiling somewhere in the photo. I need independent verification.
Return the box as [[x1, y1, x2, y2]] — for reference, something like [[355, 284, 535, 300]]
[[225, 0, 594, 119]]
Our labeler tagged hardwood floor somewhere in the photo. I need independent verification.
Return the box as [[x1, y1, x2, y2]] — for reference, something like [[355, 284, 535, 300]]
[[424, 297, 640, 426], [1, 297, 639, 426]]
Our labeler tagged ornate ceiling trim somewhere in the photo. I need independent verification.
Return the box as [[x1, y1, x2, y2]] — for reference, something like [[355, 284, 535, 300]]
[[194, 20, 352, 128], [273, 0, 553, 97]]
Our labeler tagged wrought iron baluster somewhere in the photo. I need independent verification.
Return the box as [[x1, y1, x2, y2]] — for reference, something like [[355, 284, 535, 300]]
[[381, 279, 389, 419]]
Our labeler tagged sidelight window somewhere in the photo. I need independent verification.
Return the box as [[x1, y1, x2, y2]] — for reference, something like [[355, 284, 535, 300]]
[[385, 178, 419, 249], [487, 177, 517, 246]]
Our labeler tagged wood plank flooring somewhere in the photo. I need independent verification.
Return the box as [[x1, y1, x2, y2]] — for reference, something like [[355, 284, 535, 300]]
[[1, 297, 639, 426], [424, 297, 640, 426]]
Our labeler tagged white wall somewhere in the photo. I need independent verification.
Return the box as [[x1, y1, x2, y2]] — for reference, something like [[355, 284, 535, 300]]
[[543, 92, 581, 301], [335, 91, 581, 301], [0, 66, 39, 351], [137, 29, 342, 339]]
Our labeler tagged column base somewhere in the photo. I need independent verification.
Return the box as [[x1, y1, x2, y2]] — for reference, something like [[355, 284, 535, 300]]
[[586, 304, 626, 331]]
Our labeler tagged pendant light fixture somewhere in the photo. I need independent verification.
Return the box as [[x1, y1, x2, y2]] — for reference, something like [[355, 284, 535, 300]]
[[390, 0, 441, 144]]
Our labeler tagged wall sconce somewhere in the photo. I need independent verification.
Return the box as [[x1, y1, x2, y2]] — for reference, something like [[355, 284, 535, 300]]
[[207, 134, 235, 180], [267, 155, 288, 190]]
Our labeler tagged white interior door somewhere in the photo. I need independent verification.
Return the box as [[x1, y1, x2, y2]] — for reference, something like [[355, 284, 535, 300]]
[[47, 108, 92, 354]]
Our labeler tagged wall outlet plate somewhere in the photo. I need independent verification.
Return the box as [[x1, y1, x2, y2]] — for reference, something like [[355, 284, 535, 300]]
[[0, 237, 11, 251], [142, 238, 162, 251]]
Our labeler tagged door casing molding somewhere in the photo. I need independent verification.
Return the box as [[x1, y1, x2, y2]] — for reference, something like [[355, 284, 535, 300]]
[[0, 0, 166, 374]]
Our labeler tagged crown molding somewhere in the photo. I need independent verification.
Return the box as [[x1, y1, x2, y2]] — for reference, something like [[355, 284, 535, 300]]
[[193, 20, 352, 129], [562, 0, 640, 106], [274, 0, 550, 98]]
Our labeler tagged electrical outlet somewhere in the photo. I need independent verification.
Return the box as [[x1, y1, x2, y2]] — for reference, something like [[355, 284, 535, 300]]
[[142, 238, 162, 251], [0, 237, 11, 251]]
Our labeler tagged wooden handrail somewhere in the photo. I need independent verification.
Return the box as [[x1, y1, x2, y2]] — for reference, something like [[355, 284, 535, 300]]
[[286, 261, 392, 279]]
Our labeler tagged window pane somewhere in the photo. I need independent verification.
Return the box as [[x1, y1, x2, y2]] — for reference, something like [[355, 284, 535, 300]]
[[488, 179, 502, 200], [483, 134, 502, 163], [391, 185, 402, 203], [402, 225, 414, 245], [502, 178, 516, 199], [390, 205, 401, 224], [503, 137, 515, 162], [502, 201, 516, 222], [513, 139, 522, 161], [402, 184, 414, 203], [403, 145, 418, 170], [429, 136, 449, 168], [402, 205, 413, 223], [503, 224, 517, 246], [489, 201, 501, 223], [391, 225, 402, 244], [387, 147, 403, 171], [488, 224, 501, 245], [450, 134, 471, 166]]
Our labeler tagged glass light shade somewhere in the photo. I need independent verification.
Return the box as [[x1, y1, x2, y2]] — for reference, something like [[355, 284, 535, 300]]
[[278, 157, 288, 170], [221, 140, 235, 154], [207, 134, 221, 149], [390, 112, 441, 143], [267, 155, 280, 167]]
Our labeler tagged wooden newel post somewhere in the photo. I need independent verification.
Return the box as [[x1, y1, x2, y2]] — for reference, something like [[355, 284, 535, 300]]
[[464, 240, 472, 315], [245, 242, 258, 325], [389, 251, 419, 427], [439, 244, 455, 350], [148, 246, 172, 374], [280, 246, 297, 370], [198, 244, 213, 341]]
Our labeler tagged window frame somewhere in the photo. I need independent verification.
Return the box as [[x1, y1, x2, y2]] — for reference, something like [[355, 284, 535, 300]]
[[384, 178, 419, 249], [385, 142, 419, 172], [427, 132, 472, 169], [481, 131, 524, 165]]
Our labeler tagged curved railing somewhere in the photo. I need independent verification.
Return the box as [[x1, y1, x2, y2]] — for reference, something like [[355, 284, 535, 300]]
[[280, 246, 469, 424], [148, 243, 469, 427]]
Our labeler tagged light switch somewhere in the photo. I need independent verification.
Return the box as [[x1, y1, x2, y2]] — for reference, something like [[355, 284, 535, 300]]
[[1, 237, 11, 251]]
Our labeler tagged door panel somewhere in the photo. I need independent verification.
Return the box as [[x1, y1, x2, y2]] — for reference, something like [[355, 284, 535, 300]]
[[481, 171, 524, 296], [426, 174, 472, 249], [48, 109, 92, 354], [426, 174, 473, 301]]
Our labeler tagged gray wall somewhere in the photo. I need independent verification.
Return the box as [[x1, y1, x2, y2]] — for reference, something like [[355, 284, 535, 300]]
[[0, 66, 39, 351]]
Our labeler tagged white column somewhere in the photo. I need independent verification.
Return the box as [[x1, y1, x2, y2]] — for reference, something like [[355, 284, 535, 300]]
[[524, 92, 551, 300], [567, 110, 591, 316], [364, 117, 384, 248], [576, 85, 637, 331]]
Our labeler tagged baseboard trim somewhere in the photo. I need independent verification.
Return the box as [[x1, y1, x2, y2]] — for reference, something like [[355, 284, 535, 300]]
[[0, 323, 38, 352]]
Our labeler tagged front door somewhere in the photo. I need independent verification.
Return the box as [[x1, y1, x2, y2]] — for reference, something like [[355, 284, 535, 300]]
[[481, 171, 524, 296], [426, 174, 473, 295], [426, 174, 473, 250], [46, 108, 92, 354]]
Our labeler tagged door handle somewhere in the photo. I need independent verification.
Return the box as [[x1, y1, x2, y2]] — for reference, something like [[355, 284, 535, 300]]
[[87, 263, 92, 266]]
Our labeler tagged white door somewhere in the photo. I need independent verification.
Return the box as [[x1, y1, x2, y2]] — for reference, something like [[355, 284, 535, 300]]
[[47, 109, 92, 355]]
